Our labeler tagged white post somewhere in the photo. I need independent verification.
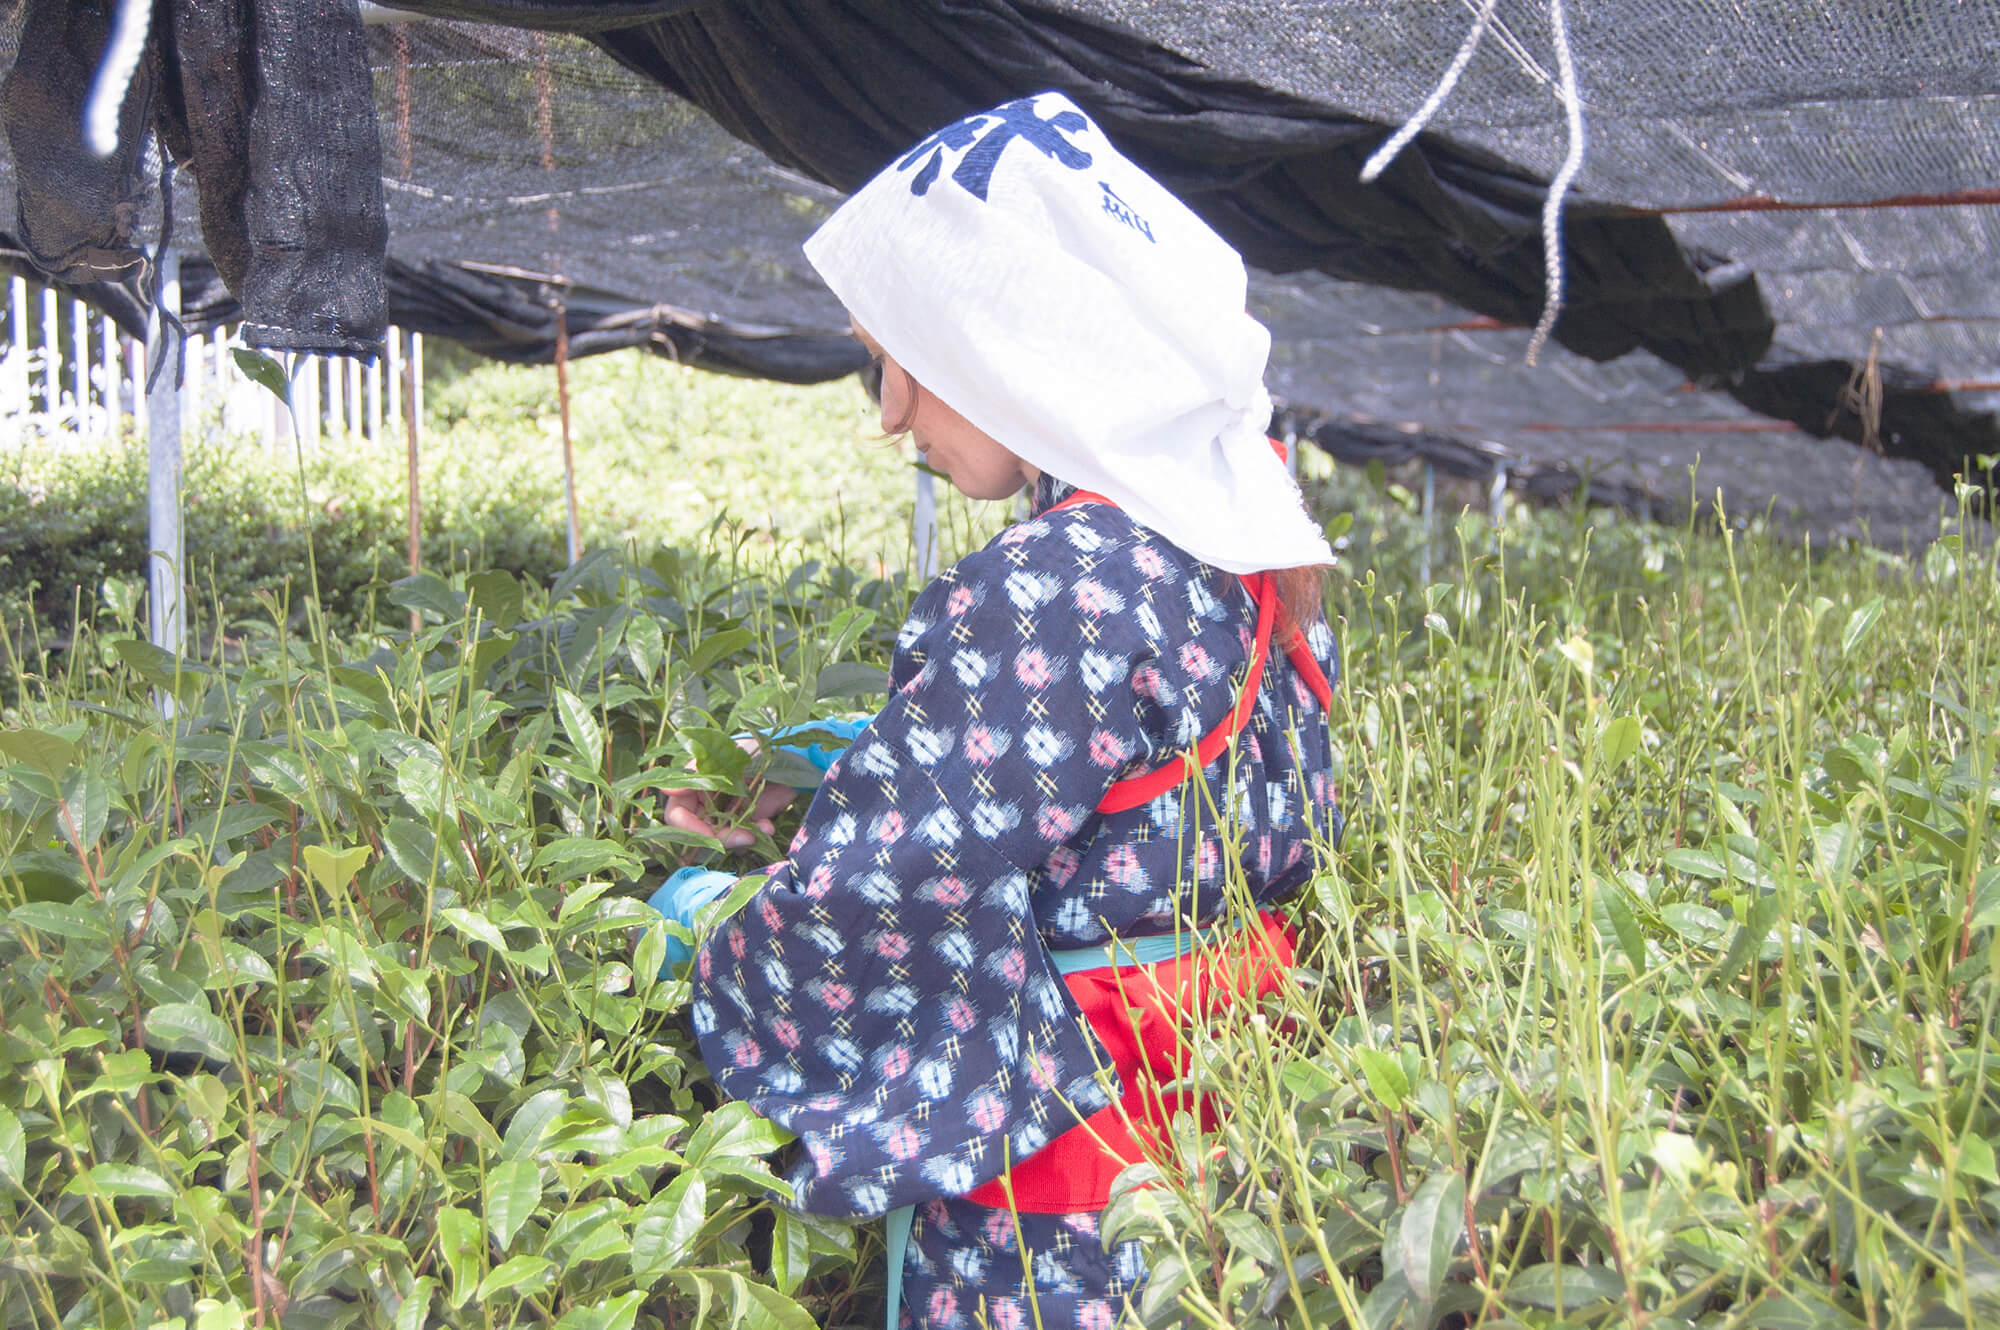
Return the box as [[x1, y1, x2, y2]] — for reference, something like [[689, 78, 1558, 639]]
[[271, 354, 292, 450], [1488, 462, 1508, 530], [186, 332, 205, 440], [329, 355, 342, 442], [70, 298, 88, 430], [6, 277, 26, 424], [386, 326, 402, 432], [265, 339, 287, 450], [147, 251, 185, 714], [298, 355, 321, 450], [40, 284, 58, 418], [347, 354, 363, 442], [913, 468, 940, 578], [129, 334, 147, 436], [410, 333, 423, 429], [98, 314, 116, 436], [366, 348, 382, 442], [327, 353, 343, 440]]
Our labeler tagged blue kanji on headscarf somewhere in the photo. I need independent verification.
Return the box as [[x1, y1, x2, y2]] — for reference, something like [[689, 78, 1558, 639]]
[[898, 97, 1093, 201]]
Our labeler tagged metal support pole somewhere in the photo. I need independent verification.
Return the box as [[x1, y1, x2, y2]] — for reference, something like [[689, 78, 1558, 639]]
[[913, 468, 940, 578], [147, 251, 185, 714]]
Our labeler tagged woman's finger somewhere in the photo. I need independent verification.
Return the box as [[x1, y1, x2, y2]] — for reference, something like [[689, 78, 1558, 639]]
[[664, 801, 722, 840], [751, 783, 799, 822]]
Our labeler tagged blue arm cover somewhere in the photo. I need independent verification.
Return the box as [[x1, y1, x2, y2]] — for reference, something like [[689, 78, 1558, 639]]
[[646, 866, 737, 974], [767, 714, 873, 781]]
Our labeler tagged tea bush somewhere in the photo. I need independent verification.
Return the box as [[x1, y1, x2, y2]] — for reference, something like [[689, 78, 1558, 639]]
[[2, 385, 1997, 1328], [0, 543, 912, 1330], [1106, 513, 2000, 1328], [0, 352, 1001, 651]]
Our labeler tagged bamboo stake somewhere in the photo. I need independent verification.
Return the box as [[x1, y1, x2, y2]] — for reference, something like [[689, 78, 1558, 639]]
[[534, 34, 581, 565]]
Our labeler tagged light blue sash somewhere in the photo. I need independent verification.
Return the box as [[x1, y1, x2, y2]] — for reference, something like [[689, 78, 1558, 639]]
[[879, 923, 1222, 1329]]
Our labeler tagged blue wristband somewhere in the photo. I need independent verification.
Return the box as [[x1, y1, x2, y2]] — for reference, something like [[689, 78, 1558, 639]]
[[646, 867, 736, 974], [766, 714, 873, 779]]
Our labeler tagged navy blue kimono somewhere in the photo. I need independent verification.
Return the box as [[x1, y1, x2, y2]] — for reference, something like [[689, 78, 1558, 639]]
[[691, 476, 1341, 1328]]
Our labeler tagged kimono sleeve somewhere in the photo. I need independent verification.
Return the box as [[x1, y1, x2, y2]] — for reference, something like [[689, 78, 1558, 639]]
[[688, 528, 1163, 1218]]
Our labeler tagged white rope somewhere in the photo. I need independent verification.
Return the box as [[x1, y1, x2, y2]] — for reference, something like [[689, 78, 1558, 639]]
[[1525, 0, 1588, 366], [1360, 0, 1502, 184], [85, 0, 153, 158]]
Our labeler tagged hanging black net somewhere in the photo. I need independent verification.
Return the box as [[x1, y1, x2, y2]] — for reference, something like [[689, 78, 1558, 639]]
[[2, 0, 1994, 545]]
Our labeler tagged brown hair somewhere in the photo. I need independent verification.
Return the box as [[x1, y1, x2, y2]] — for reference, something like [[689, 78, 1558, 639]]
[[1269, 565, 1331, 639]]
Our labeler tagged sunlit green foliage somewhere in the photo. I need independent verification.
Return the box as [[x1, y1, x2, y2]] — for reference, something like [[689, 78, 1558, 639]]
[[1, 362, 1995, 1327]]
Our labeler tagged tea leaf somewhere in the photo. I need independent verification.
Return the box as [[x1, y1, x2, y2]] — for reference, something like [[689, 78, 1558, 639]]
[[394, 1277, 436, 1330], [0, 1106, 25, 1188], [555, 688, 606, 770], [69, 1162, 176, 1201], [301, 842, 372, 895], [532, 838, 640, 886], [1398, 1171, 1466, 1306], [465, 569, 526, 630], [484, 1158, 543, 1250], [1600, 714, 1642, 768], [230, 347, 292, 405], [440, 907, 509, 955], [684, 1100, 792, 1166], [667, 1268, 816, 1330], [815, 662, 889, 699], [110, 637, 204, 696], [1502, 1262, 1625, 1310], [686, 627, 755, 676], [768, 1208, 813, 1297], [501, 1088, 568, 1160], [1842, 597, 1884, 657], [435, 1206, 482, 1308], [0, 727, 76, 781], [144, 1002, 236, 1064], [10, 900, 109, 942], [388, 573, 467, 623], [1354, 1046, 1409, 1112], [632, 1172, 707, 1279], [551, 1290, 646, 1330], [1601, 877, 1649, 974]]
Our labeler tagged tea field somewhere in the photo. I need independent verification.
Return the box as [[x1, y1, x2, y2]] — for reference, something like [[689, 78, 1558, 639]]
[[1, 355, 1996, 1329]]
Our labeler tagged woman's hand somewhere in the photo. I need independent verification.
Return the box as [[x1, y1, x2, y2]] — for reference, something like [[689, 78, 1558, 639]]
[[661, 736, 799, 850], [661, 778, 799, 849]]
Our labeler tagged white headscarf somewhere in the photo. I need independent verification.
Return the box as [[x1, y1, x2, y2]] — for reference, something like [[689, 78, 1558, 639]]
[[803, 91, 1335, 575]]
